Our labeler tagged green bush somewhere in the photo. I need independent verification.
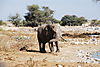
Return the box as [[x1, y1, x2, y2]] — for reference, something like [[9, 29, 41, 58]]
[[8, 13, 23, 27], [60, 15, 87, 26], [0, 20, 3, 25], [0, 20, 6, 25]]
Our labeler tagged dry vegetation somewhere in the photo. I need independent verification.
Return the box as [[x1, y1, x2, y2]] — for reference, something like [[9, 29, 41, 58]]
[[0, 26, 100, 67]]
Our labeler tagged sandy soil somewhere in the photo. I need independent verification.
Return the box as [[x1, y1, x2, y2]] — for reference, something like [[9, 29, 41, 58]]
[[0, 43, 100, 67], [0, 26, 100, 67]]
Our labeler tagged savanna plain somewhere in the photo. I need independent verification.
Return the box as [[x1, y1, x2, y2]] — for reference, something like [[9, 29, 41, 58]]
[[0, 26, 100, 67]]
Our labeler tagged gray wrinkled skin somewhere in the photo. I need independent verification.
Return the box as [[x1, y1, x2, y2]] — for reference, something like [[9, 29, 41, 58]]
[[37, 24, 60, 53]]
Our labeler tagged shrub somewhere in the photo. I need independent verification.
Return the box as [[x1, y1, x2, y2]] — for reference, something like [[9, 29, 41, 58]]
[[0, 20, 3, 25]]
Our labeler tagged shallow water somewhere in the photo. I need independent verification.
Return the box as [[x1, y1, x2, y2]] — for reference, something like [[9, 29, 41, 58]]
[[92, 51, 100, 59]]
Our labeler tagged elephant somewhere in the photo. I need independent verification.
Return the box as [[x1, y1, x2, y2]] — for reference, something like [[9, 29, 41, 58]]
[[37, 24, 60, 53]]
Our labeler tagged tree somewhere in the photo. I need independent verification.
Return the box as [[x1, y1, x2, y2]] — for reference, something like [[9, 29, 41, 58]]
[[95, 20, 100, 26], [42, 6, 54, 17], [76, 17, 87, 26], [60, 15, 87, 26], [51, 18, 61, 24], [0, 20, 3, 25], [24, 4, 56, 27], [90, 19, 100, 26], [0, 20, 6, 25], [27, 5, 39, 12], [8, 13, 22, 27], [24, 5, 44, 27], [42, 6, 54, 24], [24, 4, 41, 27]]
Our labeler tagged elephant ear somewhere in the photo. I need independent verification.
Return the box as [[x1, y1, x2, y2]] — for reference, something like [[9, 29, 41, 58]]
[[45, 26, 48, 31], [44, 25, 50, 31], [44, 24, 55, 31]]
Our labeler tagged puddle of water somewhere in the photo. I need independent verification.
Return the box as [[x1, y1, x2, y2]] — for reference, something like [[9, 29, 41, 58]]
[[92, 51, 100, 59], [89, 35, 100, 37]]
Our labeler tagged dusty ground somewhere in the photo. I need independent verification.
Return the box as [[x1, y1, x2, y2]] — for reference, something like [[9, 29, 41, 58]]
[[0, 26, 100, 67]]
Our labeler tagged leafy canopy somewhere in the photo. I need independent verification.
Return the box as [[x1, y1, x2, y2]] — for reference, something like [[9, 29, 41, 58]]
[[24, 4, 59, 27], [60, 15, 87, 26]]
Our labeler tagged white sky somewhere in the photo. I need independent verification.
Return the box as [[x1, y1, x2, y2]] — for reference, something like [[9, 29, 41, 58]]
[[0, 0, 100, 21]]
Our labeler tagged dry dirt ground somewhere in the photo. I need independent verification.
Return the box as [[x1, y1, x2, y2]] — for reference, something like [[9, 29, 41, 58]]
[[0, 26, 100, 67]]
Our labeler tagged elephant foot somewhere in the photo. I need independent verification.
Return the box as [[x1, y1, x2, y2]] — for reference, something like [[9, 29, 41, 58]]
[[50, 51, 53, 53], [56, 49, 60, 52], [40, 51, 46, 53], [40, 49, 46, 53]]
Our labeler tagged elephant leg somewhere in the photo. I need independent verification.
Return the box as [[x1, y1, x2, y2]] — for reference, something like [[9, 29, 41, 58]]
[[55, 41, 60, 52], [39, 42, 42, 52], [49, 42, 54, 52], [49, 42, 52, 52], [41, 43, 46, 53], [51, 42, 54, 52]]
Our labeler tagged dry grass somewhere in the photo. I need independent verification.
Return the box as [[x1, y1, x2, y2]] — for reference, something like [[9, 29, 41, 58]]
[[0, 26, 100, 52], [0, 29, 37, 52], [0, 26, 100, 67], [14, 60, 100, 67]]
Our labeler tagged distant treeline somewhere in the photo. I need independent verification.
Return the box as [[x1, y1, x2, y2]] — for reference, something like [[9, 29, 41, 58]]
[[0, 4, 100, 27]]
